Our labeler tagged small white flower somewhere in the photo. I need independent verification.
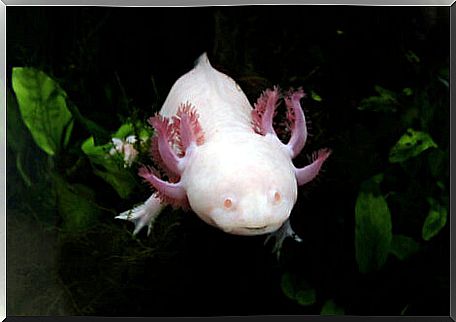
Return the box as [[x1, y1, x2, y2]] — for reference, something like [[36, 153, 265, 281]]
[[125, 135, 137, 144], [122, 143, 138, 167], [109, 135, 139, 167], [109, 138, 124, 155]]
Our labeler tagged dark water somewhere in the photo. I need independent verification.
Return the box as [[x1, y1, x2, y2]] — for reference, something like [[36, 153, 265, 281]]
[[6, 6, 450, 316]]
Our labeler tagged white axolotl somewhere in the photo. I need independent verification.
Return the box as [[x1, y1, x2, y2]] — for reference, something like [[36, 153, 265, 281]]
[[117, 53, 331, 252]]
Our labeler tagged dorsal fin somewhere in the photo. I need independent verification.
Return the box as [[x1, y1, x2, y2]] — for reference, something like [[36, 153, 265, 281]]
[[194, 52, 211, 68]]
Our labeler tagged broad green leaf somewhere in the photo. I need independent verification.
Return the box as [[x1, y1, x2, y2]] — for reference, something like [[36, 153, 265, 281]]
[[355, 174, 392, 273], [389, 128, 437, 163], [389, 234, 420, 261], [81, 136, 136, 199], [55, 176, 100, 232], [281, 272, 316, 306], [422, 198, 447, 241], [11, 67, 74, 156], [321, 299, 344, 315]]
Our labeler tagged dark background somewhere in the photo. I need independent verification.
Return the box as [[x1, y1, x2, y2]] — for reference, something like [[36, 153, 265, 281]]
[[6, 6, 450, 316]]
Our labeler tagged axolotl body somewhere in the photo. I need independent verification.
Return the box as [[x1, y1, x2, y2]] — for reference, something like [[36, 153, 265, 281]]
[[117, 53, 331, 248]]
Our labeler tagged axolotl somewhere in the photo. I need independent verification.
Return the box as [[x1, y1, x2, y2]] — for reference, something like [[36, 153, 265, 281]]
[[117, 53, 331, 251]]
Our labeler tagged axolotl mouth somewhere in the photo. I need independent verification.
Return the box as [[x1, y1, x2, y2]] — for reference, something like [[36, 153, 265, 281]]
[[245, 225, 268, 230], [220, 223, 283, 236]]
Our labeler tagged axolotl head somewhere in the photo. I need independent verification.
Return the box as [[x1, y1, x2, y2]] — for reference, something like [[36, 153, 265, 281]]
[[182, 134, 298, 235]]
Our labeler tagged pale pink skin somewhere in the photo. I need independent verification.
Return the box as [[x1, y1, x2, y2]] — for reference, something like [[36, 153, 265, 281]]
[[137, 53, 331, 236]]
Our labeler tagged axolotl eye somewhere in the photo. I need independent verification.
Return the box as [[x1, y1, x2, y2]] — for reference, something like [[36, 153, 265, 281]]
[[222, 195, 237, 210], [224, 198, 233, 209], [269, 190, 283, 205], [273, 191, 282, 203]]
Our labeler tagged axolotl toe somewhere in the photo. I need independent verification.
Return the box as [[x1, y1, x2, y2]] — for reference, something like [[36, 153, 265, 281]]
[[117, 53, 331, 250]]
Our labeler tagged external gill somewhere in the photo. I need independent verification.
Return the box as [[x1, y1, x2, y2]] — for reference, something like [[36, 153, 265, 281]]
[[252, 86, 280, 136], [118, 104, 204, 234], [284, 89, 307, 158], [140, 103, 205, 207], [148, 114, 182, 177], [251, 87, 331, 187]]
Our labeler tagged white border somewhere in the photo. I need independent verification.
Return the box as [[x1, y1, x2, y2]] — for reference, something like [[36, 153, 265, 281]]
[[0, 1, 453, 321], [1, 0, 456, 6], [0, 1, 6, 321]]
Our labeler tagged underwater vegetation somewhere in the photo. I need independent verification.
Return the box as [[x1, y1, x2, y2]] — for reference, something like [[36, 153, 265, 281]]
[[6, 6, 449, 316]]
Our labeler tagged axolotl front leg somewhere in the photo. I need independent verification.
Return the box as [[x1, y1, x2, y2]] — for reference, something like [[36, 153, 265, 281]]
[[116, 104, 203, 235]]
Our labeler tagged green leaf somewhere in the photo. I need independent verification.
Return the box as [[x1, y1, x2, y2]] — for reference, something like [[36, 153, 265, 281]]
[[296, 289, 316, 306], [427, 148, 447, 178], [15, 152, 32, 187], [139, 126, 153, 142], [405, 50, 420, 63], [281, 272, 299, 300], [66, 100, 110, 145], [357, 85, 398, 112], [422, 198, 447, 241], [355, 174, 392, 273], [113, 121, 153, 143], [389, 234, 420, 261], [374, 85, 396, 99], [81, 136, 136, 199], [11, 67, 74, 156], [389, 128, 437, 163], [321, 299, 344, 315], [281, 272, 316, 306], [7, 89, 29, 154], [54, 176, 100, 232], [114, 123, 135, 139], [81, 136, 110, 161], [438, 67, 449, 88], [92, 165, 137, 199], [310, 90, 322, 102], [402, 88, 413, 96]]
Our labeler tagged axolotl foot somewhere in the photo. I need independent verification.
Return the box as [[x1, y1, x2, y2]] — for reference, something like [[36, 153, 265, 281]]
[[264, 219, 303, 259], [116, 193, 165, 236]]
